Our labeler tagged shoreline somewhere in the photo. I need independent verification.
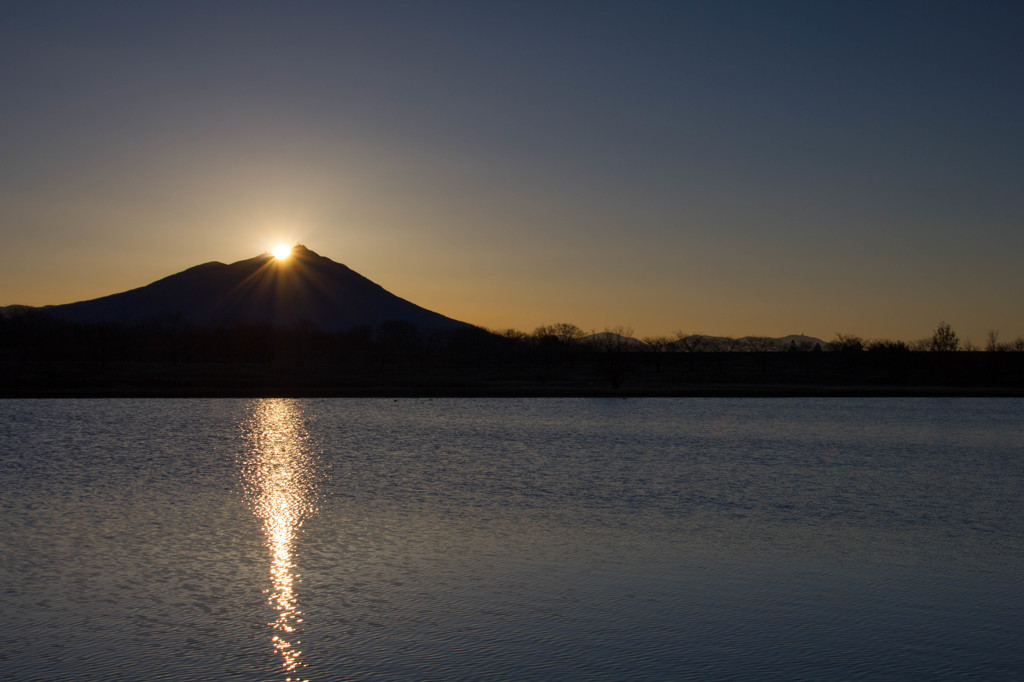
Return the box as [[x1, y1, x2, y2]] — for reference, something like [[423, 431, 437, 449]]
[[5, 354, 1022, 399], [4, 384, 1023, 399]]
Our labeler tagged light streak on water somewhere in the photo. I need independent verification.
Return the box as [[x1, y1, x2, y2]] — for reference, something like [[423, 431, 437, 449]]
[[240, 399, 319, 682]]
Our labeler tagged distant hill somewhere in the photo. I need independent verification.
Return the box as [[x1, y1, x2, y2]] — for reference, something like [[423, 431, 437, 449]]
[[35, 245, 470, 332], [574, 332, 830, 351], [580, 332, 650, 350], [670, 334, 830, 351], [767, 334, 830, 350]]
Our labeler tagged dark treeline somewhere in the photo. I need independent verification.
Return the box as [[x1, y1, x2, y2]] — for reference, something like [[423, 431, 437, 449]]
[[2, 311, 1023, 395]]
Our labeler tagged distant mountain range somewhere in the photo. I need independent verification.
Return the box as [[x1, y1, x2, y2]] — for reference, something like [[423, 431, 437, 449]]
[[27, 245, 470, 332], [675, 333, 831, 351], [580, 332, 831, 351]]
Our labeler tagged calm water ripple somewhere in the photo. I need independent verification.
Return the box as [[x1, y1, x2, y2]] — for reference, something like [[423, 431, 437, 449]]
[[1, 398, 1022, 680]]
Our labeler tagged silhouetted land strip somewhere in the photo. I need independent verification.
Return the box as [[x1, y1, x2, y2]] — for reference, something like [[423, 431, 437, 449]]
[[3, 317, 1022, 397], [4, 355, 1023, 398], [6, 382, 1023, 398], [5, 247, 1021, 397]]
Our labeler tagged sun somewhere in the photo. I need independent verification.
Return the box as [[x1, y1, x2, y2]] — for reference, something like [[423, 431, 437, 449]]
[[271, 244, 292, 260]]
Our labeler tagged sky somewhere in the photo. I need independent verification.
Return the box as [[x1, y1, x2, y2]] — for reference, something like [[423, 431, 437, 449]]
[[2, 0, 1022, 343]]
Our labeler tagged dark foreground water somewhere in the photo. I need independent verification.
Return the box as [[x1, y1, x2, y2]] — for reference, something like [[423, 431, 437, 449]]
[[1, 398, 1022, 681]]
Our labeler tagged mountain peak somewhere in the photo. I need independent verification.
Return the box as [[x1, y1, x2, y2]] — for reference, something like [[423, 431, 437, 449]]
[[272, 243, 317, 258], [43, 247, 469, 331]]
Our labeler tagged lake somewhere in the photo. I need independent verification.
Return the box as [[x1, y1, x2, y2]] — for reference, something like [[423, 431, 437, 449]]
[[2, 398, 1022, 680]]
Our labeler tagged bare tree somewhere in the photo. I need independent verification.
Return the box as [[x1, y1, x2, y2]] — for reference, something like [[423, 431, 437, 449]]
[[929, 321, 960, 352], [641, 335, 673, 352], [744, 335, 777, 374], [721, 336, 744, 352], [592, 325, 636, 352], [866, 338, 908, 352], [908, 337, 931, 351], [532, 322, 588, 345], [641, 335, 673, 374], [744, 336, 776, 353], [672, 331, 707, 352], [593, 325, 637, 388], [830, 334, 864, 353]]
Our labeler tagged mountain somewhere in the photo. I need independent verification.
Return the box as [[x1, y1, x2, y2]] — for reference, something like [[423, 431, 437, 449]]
[[673, 334, 830, 351], [40, 245, 470, 332], [767, 334, 830, 350], [580, 332, 650, 351], [582, 332, 830, 351]]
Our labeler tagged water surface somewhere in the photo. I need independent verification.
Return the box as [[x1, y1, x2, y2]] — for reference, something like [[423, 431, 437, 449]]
[[2, 398, 1022, 680]]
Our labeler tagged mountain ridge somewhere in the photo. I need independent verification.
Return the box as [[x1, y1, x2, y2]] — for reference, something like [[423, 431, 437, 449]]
[[33, 245, 470, 332]]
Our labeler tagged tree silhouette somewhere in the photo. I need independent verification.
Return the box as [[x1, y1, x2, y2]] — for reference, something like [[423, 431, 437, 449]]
[[929, 322, 960, 352], [532, 322, 588, 345], [830, 334, 864, 353]]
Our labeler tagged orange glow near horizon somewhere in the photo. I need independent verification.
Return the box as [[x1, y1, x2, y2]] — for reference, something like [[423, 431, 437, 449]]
[[272, 244, 293, 260]]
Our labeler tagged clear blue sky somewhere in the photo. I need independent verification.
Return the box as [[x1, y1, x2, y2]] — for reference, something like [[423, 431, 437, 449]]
[[3, 1, 1022, 343]]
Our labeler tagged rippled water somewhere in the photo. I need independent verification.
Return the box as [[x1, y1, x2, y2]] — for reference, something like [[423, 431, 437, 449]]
[[2, 398, 1022, 680]]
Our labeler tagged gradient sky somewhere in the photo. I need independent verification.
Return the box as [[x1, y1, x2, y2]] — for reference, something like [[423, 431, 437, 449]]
[[3, 1, 1022, 343]]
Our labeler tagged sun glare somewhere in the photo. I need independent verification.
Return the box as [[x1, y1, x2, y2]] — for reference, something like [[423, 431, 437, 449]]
[[272, 244, 292, 260]]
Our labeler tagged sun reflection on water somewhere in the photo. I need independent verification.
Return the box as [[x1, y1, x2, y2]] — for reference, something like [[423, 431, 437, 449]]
[[241, 399, 319, 682]]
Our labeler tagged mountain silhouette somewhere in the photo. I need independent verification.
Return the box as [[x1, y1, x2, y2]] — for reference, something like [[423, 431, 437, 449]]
[[43, 245, 470, 331]]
